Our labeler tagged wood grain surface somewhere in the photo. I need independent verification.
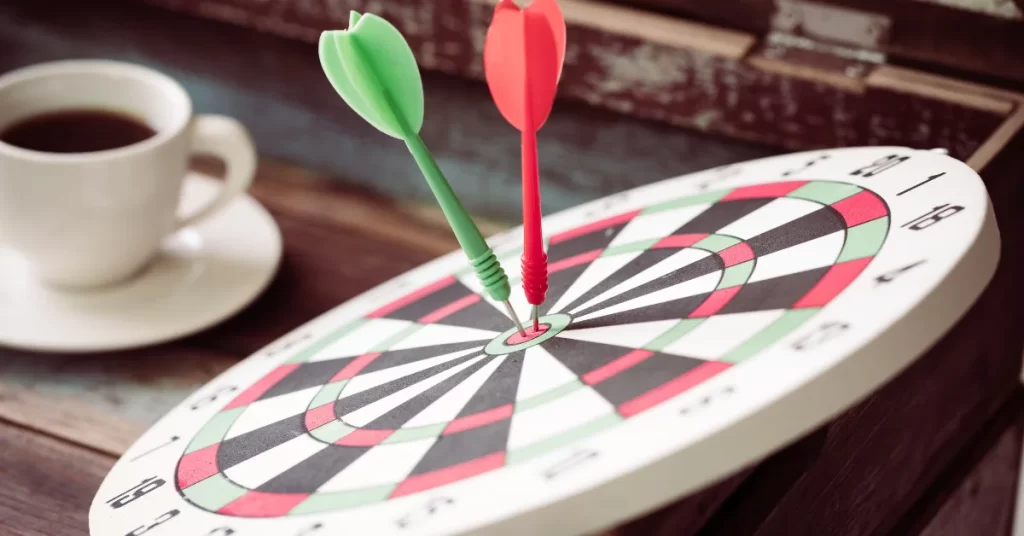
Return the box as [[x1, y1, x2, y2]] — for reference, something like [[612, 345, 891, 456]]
[[896, 390, 1024, 536], [0, 421, 115, 536]]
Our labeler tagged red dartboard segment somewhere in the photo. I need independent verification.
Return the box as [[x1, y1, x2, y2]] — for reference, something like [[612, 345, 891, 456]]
[[219, 491, 310, 517], [336, 428, 394, 447], [442, 404, 514, 435], [172, 180, 891, 518], [718, 242, 755, 267], [548, 210, 641, 245], [367, 276, 457, 318], [418, 293, 481, 323], [330, 352, 382, 382], [305, 403, 337, 431], [653, 233, 708, 249], [224, 364, 301, 410], [548, 249, 602, 273], [831, 190, 888, 227], [619, 361, 732, 417], [177, 443, 221, 489], [582, 349, 655, 386], [793, 257, 874, 308], [689, 286, 743, 318], [391, 452, 507, 498], [723, 181, 807, 201]]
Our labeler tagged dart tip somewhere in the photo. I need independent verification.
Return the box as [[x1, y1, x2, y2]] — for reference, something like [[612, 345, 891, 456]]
[[503, 300, 527, 336], [531, 305, 540, 331]]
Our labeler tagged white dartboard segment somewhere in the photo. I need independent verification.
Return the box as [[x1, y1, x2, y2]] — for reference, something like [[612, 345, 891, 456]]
[[91, 147, 1000, 536]]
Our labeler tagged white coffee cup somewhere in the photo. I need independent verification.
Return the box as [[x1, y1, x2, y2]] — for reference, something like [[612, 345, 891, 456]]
[[0, 60, 256, 288]]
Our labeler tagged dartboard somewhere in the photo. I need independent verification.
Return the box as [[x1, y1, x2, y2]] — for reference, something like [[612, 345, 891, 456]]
[[91, 146, 999, 536]]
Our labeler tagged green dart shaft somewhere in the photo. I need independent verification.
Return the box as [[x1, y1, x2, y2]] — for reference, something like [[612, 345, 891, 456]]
[[350, 35, 512, 305], [317, 12, 522, 332], [404, 132, 511, 302]]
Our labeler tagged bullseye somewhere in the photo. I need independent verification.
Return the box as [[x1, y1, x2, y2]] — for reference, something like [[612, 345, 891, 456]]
[[506, 324, 550, 345], [484, 313, 571, 355]]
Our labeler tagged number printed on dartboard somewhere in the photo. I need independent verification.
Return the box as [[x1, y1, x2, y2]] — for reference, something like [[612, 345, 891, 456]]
[[850, 154, 909, 177], [792, 322, 850, 351], [261, 332, 316, 360], [396, 498, 454, 529], [107, 478, 165, 509], [696, 164, 743, 191], [542, 449, 600, 480], [678, 386, 737, 416], [782, 154, 829, 177], [189, 385, 238, 411], [901, 204, 965, 231]]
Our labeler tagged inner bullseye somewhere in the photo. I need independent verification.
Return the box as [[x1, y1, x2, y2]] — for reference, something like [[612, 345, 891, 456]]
[[506, 324, 550, 345]]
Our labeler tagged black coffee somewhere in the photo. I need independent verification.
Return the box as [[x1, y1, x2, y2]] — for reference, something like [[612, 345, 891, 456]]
[[0, 109, 157, 153]]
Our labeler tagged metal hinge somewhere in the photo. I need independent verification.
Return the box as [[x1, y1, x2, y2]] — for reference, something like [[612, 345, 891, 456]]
[[753, 0, 891, 85]]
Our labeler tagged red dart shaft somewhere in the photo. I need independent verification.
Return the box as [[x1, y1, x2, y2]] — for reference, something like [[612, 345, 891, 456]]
[[482, 0, 565, 328], [521, 127, 547, 309]]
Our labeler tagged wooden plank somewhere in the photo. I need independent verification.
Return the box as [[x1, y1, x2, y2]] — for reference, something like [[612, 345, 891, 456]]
[[867, 66, 1016, 115], [746, 55, 866, 93], [0, 420, 113, 536], [969, 106, 1024, 173], [0, 383, 144, 458], [893, 389, 1024, 536], [0, 344, 237, 434], [914, 0, 1023, 20]]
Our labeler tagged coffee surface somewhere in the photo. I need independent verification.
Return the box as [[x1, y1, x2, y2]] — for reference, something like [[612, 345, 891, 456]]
[[0, 109, 156, 153]]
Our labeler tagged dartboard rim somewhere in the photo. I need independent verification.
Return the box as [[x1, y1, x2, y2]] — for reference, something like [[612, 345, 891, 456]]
[[90, 146, 1000, 536]]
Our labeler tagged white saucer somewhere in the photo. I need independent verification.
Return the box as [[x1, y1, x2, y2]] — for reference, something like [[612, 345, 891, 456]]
[[0, 173, 282, 353]]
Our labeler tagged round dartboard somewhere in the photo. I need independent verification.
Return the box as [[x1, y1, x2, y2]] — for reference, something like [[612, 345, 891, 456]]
[[91, 146, 999, 536]]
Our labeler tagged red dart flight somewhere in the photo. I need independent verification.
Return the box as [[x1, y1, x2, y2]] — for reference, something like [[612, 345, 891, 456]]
[[484, 0, 567, 330]]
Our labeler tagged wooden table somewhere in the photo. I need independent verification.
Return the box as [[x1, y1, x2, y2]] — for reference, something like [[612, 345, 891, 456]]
[[3, 1, 1024, 535]]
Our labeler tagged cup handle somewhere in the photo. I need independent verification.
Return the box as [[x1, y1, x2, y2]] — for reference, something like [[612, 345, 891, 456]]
[[177, 114, 256, 231]]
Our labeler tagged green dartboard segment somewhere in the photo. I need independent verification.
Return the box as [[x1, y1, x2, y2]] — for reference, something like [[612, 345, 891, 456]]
[[318, 12, 512, 303]]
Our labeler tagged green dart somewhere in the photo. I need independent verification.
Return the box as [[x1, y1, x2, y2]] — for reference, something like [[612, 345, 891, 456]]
[[319, 11, 525, 335]]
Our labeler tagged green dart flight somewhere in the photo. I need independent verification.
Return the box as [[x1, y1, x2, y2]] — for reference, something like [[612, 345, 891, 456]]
[[319, 11, 525, 335]]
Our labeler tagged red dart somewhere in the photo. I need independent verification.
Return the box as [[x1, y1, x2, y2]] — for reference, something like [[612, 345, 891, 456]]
[[484, 0, 567, 331]]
